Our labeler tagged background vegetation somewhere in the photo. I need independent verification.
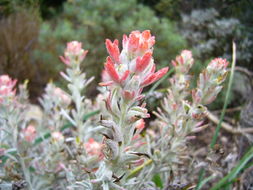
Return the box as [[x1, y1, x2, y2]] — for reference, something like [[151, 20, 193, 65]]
[[0, 0, 252, 105]]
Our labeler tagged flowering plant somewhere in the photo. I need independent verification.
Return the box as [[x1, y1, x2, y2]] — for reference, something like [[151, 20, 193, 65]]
[[0, 30, 229, 190], [92, 30, 168, 189]]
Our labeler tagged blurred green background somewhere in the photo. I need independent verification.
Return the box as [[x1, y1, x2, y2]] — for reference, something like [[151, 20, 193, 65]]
[[0, 0, 252, 108]]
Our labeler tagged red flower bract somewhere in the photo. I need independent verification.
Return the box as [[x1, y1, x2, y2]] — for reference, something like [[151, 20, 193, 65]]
[[0, 75, 17, 103], [105, 39, 120, 63], [104, 57, 120, 83], [101, 30, 168, 89]]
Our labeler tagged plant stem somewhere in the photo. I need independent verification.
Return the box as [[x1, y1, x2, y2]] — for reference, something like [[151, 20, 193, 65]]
[[210, 42, 236, 148]]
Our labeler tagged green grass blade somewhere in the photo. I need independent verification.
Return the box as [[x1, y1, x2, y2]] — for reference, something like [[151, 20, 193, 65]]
[[211, 146, 253, 190], [195, 174, 216, 190], [195, 168, 205, 190], [210, 42, 236, 148]]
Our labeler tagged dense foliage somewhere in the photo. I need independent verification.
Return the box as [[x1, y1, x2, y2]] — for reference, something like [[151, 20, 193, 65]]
[[0, 32, 231, 189]]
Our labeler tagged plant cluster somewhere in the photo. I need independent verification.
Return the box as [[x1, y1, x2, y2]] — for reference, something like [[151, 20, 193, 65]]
[[0, 30, 229, 190]]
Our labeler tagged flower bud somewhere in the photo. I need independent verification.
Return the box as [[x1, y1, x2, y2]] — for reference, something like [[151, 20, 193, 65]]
[[51, 131, 64, 143], [123, 30, 155, 57], [0, 75, 17, 103], [53, 87, 71, 106], [172, 50, 194, 73], [23, 125, 36, 143], [60, 41, 88, 66], [84, 138, 103, 158], [101, 31, 168, 88]]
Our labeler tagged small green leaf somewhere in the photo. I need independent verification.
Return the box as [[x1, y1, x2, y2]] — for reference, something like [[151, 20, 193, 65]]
[[152, 173, 163, 188], [195, 168, 205, 190], [29, 166, 36, 172], [127, 159, 153, 179], [82, 110, 100, 120], [0, 150, 17, 165], [33, 133, 51, 145]]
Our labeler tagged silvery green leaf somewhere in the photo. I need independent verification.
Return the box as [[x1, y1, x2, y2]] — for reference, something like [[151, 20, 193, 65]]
[[102, 181, 110, 190], [119, 152, 140, 164], [95, 162, 113, 182], [61, 109, 76, 126], [75, 181, 93, 190], [104, 139, 119, 160]]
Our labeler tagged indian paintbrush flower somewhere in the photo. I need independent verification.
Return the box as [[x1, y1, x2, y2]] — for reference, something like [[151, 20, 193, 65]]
[[60, 41, 88, 66], [84, 138, 104, 159], [0, 75, 17, 103], [193, 58, 229, 105], [23, 125, 37, 143], [94, 30, 168, 189], [101, 30, 168, 90]]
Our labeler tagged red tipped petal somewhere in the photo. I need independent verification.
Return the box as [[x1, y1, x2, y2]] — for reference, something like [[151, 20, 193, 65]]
[[99, 81, 114, 86], [139, 41, 148, 51], [150, 36, 155, 46], [142, 30, 151, 40], [128, 33, 139, 52], [141, 73, 156, 87], [59, 56, 70, 65], [104, 57, 120, 82], [135, 95, 145, 101], [151, 64, 156, 73], [105, 39, 120, 63], [113, 39, 119, 46], [141, 67, 168, 87], [105, 39, 113, 50], [171, 60, 177, 67], [136, 52, 152, 72], [122, 34, 128, 48], [153, 67, 169, 81], [80, 50, 88, 60], [123, 90, 135, 100], [120, 70, 130, 82]]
